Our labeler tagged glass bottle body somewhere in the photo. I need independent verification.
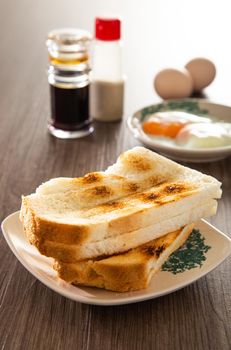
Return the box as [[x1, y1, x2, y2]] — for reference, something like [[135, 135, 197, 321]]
[[47, 28, 93, 139]]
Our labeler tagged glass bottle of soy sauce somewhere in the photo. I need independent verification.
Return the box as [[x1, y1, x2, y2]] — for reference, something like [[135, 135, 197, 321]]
[[46, 28, 93, 139]]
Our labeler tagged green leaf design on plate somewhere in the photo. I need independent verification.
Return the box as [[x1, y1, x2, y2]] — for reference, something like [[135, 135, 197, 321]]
[[140, 100, 209, 122], [162, 229, 211, 274]]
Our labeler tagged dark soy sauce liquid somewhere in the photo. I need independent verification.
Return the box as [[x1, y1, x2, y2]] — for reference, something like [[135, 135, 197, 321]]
[[50, 85, 90, 131]]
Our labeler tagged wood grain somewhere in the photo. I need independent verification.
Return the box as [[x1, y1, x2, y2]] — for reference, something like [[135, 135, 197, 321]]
[[0, 1, 230, 349]]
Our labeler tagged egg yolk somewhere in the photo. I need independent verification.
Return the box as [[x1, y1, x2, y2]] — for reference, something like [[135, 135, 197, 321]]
[[142, 121, 184, 138]]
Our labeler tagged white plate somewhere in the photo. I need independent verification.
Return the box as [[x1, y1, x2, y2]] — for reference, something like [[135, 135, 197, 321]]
[[1, 211, 231, 306], [128, 99, 231, 162]]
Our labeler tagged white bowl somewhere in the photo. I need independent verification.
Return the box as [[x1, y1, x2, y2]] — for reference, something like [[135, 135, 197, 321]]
[[128, 99, 231, 162]]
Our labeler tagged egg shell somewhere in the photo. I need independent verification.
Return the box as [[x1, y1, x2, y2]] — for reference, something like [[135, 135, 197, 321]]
[[154, 68, 193, 99], [185, 58, 216, 92]]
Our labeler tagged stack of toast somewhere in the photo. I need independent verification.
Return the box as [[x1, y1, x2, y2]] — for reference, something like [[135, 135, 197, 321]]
[[20, 147, 221, 292]]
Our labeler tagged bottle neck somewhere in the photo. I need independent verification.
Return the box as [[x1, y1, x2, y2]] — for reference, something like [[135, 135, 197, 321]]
[[48, 65, 90, 89], [48, 53, 89, 67]]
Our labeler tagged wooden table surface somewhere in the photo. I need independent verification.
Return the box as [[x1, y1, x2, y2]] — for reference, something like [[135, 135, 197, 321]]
[[0, 1, 230, 349]]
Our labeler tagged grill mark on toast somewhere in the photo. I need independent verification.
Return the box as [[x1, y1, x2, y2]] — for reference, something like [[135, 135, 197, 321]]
[[164, 183, 187, 194], [74, 172, 125, 185], [145, 193, 160, 201], [155, 245, 166, 258], [126, 182, 139, 192], [120, 153, 152, 171], [140, 192, 160, 202], [101, 201, 124, 208], [139, 182, 198, 206], [141, 244, 166, 258], [91, 185, 113, 197], [97, 201, 125, 212], [148, 177, 166, 187], [140, 229, 181, 258], [70, 181, 198, 219], [82, 172, 103, 184]]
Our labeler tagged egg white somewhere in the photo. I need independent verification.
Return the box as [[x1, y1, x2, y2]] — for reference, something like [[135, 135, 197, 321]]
[[143, 111, 231, 149], [147, 111, 212, 125], [176, 122, 231, 148]]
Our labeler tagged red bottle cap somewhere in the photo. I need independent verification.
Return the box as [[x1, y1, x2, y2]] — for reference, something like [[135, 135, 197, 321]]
[[95, 18, 121, 41]]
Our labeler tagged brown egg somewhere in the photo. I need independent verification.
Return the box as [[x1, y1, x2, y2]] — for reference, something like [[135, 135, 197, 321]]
[[154, 68, 193, 99], [185, 58, 216, 92]]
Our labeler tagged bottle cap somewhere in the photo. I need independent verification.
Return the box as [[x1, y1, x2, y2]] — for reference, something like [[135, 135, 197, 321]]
[[95, 18, 121, 41], [46, 28, 91, 71]]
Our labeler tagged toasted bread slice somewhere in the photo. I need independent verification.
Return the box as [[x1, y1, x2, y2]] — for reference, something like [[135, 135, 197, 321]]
[[32, 200, 216, 262], [20, 147, 221, 246], [54, 224, 194, 292]]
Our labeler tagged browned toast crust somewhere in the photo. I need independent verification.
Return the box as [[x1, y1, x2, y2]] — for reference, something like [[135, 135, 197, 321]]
[[54, 224, 194, 292]]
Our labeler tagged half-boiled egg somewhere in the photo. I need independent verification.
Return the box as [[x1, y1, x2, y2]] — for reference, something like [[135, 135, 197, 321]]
[[142, 111, 231, 149], [142, 111, 211, 138], [176, 122, 231, 148]]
